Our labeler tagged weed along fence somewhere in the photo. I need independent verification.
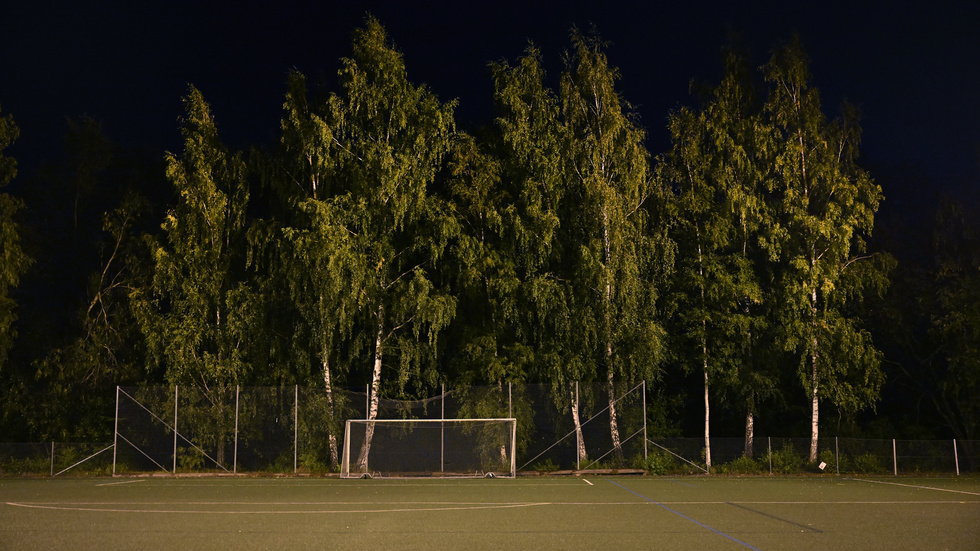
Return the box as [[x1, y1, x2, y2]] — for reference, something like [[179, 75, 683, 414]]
[[1, 383, 977, 476]]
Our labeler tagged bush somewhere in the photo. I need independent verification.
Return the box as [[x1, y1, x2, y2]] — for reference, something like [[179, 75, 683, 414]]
[[770, 443, 805, 474], [852, 452, 886, 474], [645, 451, 675, 475], [717, 455, 763, 474], [534, 458, 559, 473]]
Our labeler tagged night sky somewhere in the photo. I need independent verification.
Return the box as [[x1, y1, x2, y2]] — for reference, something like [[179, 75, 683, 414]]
[[2, 0, 978, 201]]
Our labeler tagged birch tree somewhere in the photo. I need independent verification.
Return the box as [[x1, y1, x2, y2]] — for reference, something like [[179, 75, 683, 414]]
[[324, 18, 458, 470], [135, 87, 255, 390], [763, 37, 887, 462], [662, 46, 770, 468], [560, 30, 664, 460], [491, 45, 586, 463], [250, 70, 362, 467], [0, 105, 30, 372]]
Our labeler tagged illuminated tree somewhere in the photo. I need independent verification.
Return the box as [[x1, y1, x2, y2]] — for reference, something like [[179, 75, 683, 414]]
[[763, 37, 889, 462], [0, 106, 30, 372]]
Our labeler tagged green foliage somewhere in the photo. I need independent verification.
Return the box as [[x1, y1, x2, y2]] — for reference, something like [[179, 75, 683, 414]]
[[0, 106, 31, 373], [135, 87, 256, 388], [769, 443, 806, 474], [763, 36, 889, 460], [851, 452, 886, 474], [644, 450, 677, 475], [533, 458, 559, 473], [717, 455, 764, 474]]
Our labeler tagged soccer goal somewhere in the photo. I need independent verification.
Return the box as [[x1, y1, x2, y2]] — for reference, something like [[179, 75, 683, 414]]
[[341, 418, 517, 479]]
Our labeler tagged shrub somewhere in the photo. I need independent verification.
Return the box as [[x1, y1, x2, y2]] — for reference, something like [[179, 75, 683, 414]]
[[770, 443, 805, 474], [645, 451, 676, 475], [852, 452, 886, 474], [717, 455, 763, 474]]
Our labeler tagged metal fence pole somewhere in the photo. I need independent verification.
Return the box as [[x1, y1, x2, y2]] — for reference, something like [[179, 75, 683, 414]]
[[294, 385, 299, 474], [954, 439, 960, 476], [441, 383, 445, 474], [233, 385, 240, 474], [642, 380, 648, 463], [113, 385, 119, 475], [173, 385, 179, 474], [768, 437, 772, 475], [575, 382, 580, 471], [892, 439, 897, 476]]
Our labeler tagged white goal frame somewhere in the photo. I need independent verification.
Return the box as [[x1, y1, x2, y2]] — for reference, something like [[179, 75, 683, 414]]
[[341, 418, 517, 479]]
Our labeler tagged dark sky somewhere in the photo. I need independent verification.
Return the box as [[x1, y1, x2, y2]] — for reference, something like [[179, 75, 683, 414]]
[[2, 0, 978, 198]]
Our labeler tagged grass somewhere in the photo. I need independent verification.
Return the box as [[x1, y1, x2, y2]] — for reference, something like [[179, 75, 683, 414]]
[[1, 475, 978, 550]]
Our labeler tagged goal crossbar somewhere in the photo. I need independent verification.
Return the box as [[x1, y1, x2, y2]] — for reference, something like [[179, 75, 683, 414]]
[[341, 418, 517, 479]]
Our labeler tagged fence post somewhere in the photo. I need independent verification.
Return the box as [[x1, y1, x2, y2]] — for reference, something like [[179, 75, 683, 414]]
[[892, 439, 897, 476], [954, 439, 960, 476], [294, 385, 299, 474], [642, 380, 648, 464], [508, 382, 512, 419], [768, 437, 772, 475], [575, 382, 580, 471], [233, 385, 239, 474], [173, 385, 179, 474], [113, 385, 119, 475], [440, 383, 445, 474]]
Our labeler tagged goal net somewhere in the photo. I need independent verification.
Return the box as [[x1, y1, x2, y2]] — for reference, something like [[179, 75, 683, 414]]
[[341, 418, 517, 479]]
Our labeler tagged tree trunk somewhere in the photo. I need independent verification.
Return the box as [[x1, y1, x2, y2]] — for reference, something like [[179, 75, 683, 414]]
[[602, 205, 623, 459], [810, 352, 819, 463], [356, 305, 384, 472], [809, 280, 819, 463], [322, 356, 339, 468], [704, 370, 711, 471], [744, 393, 755, 458], [570, 383, 586, 468]]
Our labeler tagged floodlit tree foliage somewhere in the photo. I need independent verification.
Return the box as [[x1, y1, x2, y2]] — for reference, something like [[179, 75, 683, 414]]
[[663, 46, 771, 468], [763, 37, 889, 462], [135, 87, 255, 391], [319, 19, 459, 470], [560, 30, 666, 459], [0, 106, 31, 373]]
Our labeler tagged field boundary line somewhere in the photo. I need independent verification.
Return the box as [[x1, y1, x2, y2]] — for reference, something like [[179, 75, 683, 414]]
[[848, 478, 980, 496], [606, 479, 762, 551], [4, 501, 551, 514]]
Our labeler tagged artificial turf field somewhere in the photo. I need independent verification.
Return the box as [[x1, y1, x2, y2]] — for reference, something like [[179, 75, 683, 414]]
[[1, 475, 978, 550]]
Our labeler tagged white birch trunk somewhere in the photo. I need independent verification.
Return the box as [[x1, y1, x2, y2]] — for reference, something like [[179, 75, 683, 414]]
[[744, 394, 754, 458], [570, 383, 586, 466], [809, 283, 820, 463], [356, 305, 384, 471], [704, 370, 711, 471], [602, 205, 622, 457], [322, 356, 339, 468]]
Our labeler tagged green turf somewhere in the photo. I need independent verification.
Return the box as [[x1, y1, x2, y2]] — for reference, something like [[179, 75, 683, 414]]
[[1, 476, 978, 550]]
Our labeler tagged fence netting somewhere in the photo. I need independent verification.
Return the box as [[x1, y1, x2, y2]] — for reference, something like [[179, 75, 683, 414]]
[[2, 383, 976, 476]]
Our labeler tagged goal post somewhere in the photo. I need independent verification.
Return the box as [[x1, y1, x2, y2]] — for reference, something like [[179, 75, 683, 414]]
[[341, 418, 517, 479]]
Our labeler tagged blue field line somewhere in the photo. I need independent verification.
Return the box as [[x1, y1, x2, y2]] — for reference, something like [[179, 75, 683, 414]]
[[606, 479, 763, 551]]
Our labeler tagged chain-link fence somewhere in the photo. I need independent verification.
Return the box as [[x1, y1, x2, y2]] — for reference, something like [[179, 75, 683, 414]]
[[645, 436, 979, 475], [2, 383, 976, 476]]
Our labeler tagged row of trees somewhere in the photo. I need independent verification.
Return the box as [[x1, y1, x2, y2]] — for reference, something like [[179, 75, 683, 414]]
[[1, 19, 975, 466]]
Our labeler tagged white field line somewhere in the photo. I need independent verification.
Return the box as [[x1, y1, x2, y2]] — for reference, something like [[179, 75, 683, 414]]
[[583, 479, 593, 485], [96, 480, 147, 487], [7, 499, 973, 513], [4, 501, 551, 514], [849, 478, 980, 496]]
